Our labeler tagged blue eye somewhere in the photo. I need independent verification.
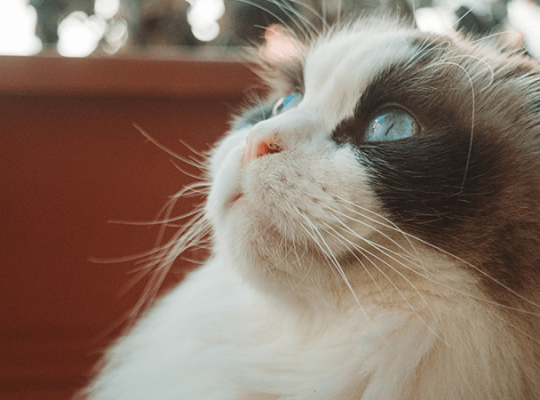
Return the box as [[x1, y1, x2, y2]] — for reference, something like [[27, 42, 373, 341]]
[[272, 92, 302, 117], [364, 107, 420, 142]]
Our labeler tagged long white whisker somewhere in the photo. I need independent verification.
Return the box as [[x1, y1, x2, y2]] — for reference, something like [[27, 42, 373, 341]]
[[170, 159, 207, 181], [124, 214, 210, 328], [444, 54, 495, 90], [108, 206, 205, 227], [320, 193, 425, 265], [321, 220, 444, 341], [453, 4, 480, 30], [133, 123, 207, 171], [321, 203, 435, 289], [422, 61, 475, 197], [326, 228, 390, 303], [290, 205, 379, 326], [319, 201, 418, 260], [178, 139, 210, 165], [318, 196, 540, 314], [281, 240, 314, 297], [403, 233, 540, 312], [152, 182, 209, 249], [402, 36, 448, 72], [483, 304, 540, 345]]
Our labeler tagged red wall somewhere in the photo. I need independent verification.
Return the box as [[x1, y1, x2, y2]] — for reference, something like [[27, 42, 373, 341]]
[[0, 56, 258, 399]]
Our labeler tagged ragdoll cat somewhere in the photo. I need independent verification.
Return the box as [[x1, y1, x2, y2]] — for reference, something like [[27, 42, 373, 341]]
[[83, 9, 540, 400]]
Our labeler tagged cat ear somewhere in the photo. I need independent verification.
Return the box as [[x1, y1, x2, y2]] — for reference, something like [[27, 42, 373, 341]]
[[250, 24, 304, 97], [260, 24, 304, 63]]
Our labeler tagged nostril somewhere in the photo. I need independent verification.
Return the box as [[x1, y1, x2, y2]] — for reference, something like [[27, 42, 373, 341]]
[[267, 142, 282, 154], [243, 133, 283, 164]]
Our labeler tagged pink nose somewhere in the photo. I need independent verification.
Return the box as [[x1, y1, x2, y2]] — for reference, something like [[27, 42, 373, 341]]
[[243, 133, 283, 164]]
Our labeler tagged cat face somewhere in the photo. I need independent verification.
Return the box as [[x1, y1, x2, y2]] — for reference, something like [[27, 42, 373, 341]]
[[205, 17, 540, 308]]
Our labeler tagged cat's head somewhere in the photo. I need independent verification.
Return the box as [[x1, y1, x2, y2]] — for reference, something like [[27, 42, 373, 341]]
[[204, 14, 540, 311]]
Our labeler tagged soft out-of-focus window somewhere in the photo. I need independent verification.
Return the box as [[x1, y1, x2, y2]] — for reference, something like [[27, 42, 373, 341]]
[[10, 0, 313, 57], [1, 0, 540, 59], [0, 0, 42, 55]]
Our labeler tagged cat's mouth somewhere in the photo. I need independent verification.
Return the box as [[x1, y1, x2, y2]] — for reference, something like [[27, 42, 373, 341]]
[[226, 191, 243, 207]]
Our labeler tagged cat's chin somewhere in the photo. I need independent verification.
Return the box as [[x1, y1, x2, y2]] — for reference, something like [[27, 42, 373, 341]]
[[215, 203, 346, 303], [228, 197, 284, 244]]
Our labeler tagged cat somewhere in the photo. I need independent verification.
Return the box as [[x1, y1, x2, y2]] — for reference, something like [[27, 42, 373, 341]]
[[82, 5, 540, 400]]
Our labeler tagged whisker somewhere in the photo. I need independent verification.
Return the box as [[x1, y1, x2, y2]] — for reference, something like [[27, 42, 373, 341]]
[[107, 206, 205, 227], [483, 304, 540, 345], [318, 198, 431, 276], [178, 139, 210, 164], [443, 54, 495, 90], [321, 220, 444, 342], [122, 216, 210, 329], [453, 4, 480, 30], [170, 159, 207, 181], [316, 193, 425, 266], [88, 242, 173, 265], [133, 123, 207, 172], [152, 183, 209, 249], [403, 234, 540, 312], [308, 194, 540, 315], [325, 228, 391, 304], [421, 61, 475, 197], [318, 201, 418, 260], [280, 239, 313, 296], [288, 203, 386, 341], [402, 36, 449, 73]]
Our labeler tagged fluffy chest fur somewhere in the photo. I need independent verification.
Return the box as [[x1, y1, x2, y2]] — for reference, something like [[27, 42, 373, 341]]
[[84, 14, 540, 400]]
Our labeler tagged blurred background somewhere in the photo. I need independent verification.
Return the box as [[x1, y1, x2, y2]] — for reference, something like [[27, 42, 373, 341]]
[[2, 1, 540, 400], [2, 0, 540, 58]]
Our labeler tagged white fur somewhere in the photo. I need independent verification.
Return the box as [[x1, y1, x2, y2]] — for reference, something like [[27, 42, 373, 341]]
[[85, 22, 533, 400]]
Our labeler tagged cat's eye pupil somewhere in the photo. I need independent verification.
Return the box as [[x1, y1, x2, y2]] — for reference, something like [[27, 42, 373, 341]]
[[364, 107, 419, 143], [271, 92, 302, 117]]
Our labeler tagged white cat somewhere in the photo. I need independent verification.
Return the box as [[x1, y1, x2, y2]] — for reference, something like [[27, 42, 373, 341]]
[[82, 11, 540, 400]]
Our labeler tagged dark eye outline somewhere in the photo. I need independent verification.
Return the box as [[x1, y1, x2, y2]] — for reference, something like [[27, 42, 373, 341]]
[[272, 92, 302, 117], [363, 104, 423, 143]]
